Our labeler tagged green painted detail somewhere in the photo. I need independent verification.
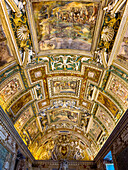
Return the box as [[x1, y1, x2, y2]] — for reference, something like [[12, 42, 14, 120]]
[[6, 101, 35, 122], [27, 56, 48, 66], [49, 55, 81, 71]]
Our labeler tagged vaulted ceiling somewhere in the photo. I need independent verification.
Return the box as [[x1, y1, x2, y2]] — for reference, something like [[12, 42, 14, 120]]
[[0, 0, 128, 161]]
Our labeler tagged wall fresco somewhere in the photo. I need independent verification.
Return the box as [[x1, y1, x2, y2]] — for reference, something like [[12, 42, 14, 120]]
[[14, 106, 34, 132], [32, 1, 99, 51], [0, 74, 24, 103], [106, 73, 128, 109], [25, 120, 39, 140], [34, 83, 45, 100], [32, 134, 90, 160], [53, 80, 76, 94], [51, 99, 77, 108], [39, 100, 89, 118], [97, 92, 119, 117], [96, 106, 115, 134], [10, 91, 33, 116]]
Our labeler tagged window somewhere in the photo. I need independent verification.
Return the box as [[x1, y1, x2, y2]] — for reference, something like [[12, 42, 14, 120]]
[[104, 151, 115, 170]]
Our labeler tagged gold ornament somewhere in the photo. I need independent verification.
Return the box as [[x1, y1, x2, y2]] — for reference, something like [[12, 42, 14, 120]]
[[101, 27, 114, 42]]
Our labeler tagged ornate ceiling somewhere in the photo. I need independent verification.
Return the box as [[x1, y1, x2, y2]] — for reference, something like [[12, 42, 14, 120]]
[[0, 0, 128, 161]]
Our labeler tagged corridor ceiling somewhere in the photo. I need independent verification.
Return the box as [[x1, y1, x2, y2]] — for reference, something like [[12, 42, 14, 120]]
[[0, 0, 128, 161]]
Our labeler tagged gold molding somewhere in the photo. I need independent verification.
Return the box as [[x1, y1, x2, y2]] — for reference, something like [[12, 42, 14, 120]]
[[5, 0, 20, 13]]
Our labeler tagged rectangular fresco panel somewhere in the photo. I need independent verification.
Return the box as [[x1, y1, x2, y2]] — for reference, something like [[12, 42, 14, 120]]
[[48, 77, 81, 98], [106, 73, 128, 109], [10, 91, 33, 116], [32, 1, 99, 51], [53, 80, 76, 94], [90, 121, 102, 140], [14, 106, 34, 132], [97, 92, 119, 117], [25, 120, 39, 140], [96, 106, 115, 134], [50, 109, 78, 123]]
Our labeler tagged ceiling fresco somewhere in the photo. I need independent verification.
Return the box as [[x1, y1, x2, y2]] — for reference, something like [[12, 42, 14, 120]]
[[32, 1, 99, 51], [0, 0, 128, 162]]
